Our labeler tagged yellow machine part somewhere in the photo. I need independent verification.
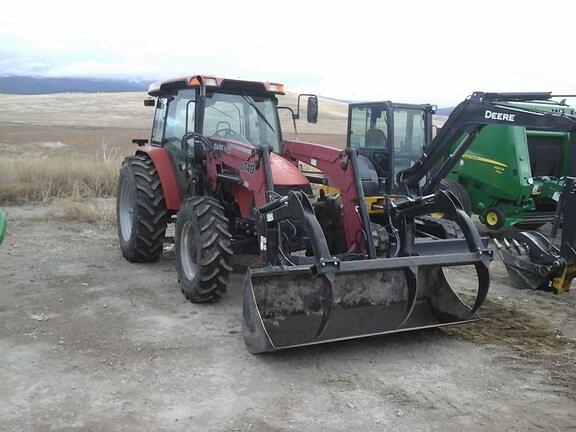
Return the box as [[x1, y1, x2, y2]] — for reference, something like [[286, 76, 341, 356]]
[[319, 185, 388, 214], [552, 265, 576, 294], [319, 184, 340, 195]]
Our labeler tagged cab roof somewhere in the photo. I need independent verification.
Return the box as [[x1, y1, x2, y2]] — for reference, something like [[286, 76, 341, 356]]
[[148, 75, 285, 97]]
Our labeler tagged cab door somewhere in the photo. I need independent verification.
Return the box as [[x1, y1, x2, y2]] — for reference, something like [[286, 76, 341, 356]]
[[391, 106, 428, 189], [347, 102, 392, 192], [162, 89, 197, 191]]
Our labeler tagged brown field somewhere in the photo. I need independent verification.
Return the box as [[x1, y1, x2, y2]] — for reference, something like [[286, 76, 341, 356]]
[[0, 92, 348, 207]]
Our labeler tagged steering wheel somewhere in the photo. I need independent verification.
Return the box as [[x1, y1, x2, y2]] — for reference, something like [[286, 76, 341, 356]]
[[212, 128, 249, 143]]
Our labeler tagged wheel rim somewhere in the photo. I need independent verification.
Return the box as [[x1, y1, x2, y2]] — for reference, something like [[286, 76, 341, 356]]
[[119, 178, 135, 242], [486, 211, 499, 226], [180, 221, 198, 281]]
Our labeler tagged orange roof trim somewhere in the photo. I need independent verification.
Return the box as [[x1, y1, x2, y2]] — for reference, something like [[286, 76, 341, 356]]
[[148, 75, 285, 96]]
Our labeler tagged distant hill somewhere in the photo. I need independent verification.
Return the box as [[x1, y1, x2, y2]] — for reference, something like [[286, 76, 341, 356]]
[[436, 107, 454, 116], [0, 76, 150, 95]]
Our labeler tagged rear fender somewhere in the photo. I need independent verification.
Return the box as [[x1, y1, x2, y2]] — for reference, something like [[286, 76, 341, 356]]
[[136, 146, 182, 210]]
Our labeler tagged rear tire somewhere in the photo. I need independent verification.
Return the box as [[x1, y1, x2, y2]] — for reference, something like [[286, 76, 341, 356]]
[[175, 196, 233, 303], [440, 179, 472, 215], [117, 155, 169, 262]]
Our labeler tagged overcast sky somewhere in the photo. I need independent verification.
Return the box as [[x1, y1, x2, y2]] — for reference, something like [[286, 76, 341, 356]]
[[1, 0, 575, 105]]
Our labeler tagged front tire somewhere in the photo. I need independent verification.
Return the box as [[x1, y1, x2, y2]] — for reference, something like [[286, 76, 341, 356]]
[[116, 155, 169, 262], [175, 196, 233, 303]]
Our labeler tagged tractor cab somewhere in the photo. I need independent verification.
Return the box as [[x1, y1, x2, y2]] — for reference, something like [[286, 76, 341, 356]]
[[147, 76, 286, 155], [147, 76, 317, 152], [145, 76, 317, 195], [347, 101, 435, 194]]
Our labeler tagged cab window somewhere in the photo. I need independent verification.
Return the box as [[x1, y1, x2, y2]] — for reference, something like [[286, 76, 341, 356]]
[[393, 108, 426, 181], [349, 106, 388, 148], [151, 98, 167, 144], [164, 89, 196, 151], [203, 92, 281, 151]]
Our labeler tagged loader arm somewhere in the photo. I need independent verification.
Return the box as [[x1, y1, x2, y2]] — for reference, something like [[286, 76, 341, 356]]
[[282, 140, 376, 257], [399, 92, 576, 195]]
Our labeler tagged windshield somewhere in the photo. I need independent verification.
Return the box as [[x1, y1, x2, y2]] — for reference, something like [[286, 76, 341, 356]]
[[203, 92, 281, 151]]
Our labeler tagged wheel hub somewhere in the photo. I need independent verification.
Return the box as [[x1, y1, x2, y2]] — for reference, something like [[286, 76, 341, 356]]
[[486, 211, 499, 226], [119, 179, 135, 241], [180, 221, 198, 281]]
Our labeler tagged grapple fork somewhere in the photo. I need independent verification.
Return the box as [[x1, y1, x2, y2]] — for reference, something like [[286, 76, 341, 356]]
[[242, 190, 491, 353]]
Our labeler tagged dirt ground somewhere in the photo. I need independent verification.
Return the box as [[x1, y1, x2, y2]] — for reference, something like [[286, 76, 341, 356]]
[[1, 204, 576, 432]]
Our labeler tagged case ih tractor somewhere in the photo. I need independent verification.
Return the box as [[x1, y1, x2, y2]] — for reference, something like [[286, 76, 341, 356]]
[[116, 77, 576, 352]]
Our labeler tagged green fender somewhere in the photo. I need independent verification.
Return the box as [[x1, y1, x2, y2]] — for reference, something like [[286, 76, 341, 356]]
[[0, 211, 6, 245]]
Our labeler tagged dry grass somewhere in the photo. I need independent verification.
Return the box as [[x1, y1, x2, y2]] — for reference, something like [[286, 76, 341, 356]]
[[0, 142, 120, 204], [56, 198, 116, 229]]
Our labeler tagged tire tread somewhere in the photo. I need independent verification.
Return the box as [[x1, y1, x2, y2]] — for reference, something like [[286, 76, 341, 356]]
[[176, 196, 233, 303], [118, 155, 169, 262]]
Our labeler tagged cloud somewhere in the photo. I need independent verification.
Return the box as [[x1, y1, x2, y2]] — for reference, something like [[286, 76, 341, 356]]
[[2, 0, 576, 105]]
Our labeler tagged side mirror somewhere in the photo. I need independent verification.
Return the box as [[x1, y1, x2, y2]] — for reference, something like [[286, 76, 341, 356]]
[[307, 96, 318, 124], [132, 138, 149, 146], [144, 99, 155, 107]]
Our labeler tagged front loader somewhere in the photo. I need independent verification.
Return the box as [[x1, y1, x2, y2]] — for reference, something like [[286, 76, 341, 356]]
[[116, 78, 576, 353]]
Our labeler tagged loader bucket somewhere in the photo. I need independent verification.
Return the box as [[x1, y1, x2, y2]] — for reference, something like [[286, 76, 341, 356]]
[[243, 250, 489, 353]]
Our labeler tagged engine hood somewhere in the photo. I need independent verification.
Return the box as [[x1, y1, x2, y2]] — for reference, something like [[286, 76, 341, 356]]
[[269, 153, 309, 186]]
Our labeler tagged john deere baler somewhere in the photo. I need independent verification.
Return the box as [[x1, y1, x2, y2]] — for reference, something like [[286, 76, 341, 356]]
[[446, 99, 575, 229]]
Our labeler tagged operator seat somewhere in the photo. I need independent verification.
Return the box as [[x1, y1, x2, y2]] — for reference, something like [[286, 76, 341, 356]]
[[365, 128, 387, 148]]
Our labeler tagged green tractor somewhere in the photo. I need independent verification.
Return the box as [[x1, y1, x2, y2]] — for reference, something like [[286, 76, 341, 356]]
[[445, 99, 576, 230]]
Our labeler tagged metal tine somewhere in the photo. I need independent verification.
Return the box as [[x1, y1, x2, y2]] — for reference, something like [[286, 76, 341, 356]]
[[503, 238, 512, 251], [493, 238, 503, 249], [512, 239, 527, 256], [522, 242, 531, 256]]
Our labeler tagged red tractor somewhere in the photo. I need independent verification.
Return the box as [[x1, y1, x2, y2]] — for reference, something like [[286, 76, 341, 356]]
[[117, 77, 576, 352]]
